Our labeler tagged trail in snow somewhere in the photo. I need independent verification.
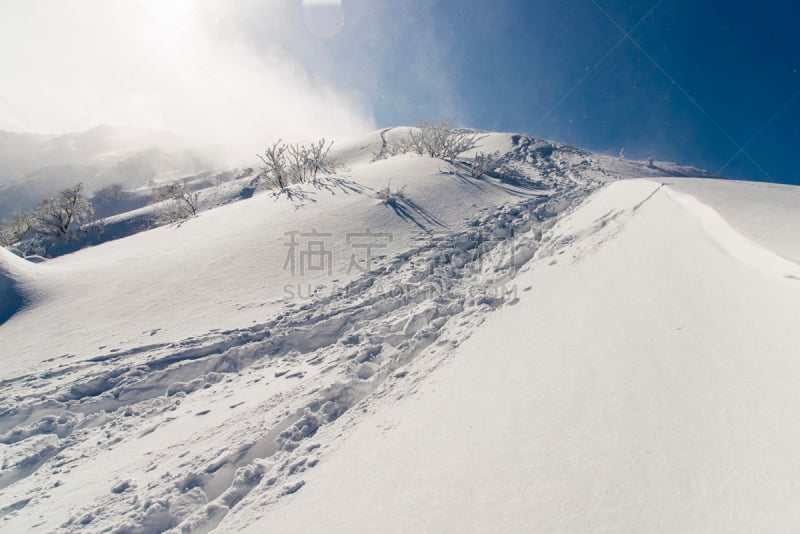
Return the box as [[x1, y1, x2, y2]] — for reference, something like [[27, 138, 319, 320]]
[[1, 131, 730, 532], [0, 189, 593, 530], [0, 136, 611, 531], [225, 179, 800, 533], [371, 127, 394, 162]]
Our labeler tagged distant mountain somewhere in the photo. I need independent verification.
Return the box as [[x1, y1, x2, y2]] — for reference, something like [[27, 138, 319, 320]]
[[0, 125, 221, 219]]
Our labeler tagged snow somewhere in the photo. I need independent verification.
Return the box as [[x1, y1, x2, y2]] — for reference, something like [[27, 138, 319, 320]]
[[0, 247, 39, 324], [665, 177, 800, 263], [0, 134, 536, 376], [226, 179, 800, 533], [667, 187, 800, 281], [2, 128, 800, 532]]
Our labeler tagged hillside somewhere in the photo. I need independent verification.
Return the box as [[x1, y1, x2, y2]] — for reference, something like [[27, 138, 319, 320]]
[[235, 179, 800, 532], [1, 129, 799, 532]]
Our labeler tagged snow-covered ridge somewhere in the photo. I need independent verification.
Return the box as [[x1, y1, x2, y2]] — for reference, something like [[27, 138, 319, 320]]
[[2, 128, 799, 532], [225, 179, 800, 533], [667, 188, 800, 280]]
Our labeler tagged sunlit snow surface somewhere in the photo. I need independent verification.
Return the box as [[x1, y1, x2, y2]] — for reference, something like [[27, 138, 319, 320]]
[[2, 129, 799, 532]]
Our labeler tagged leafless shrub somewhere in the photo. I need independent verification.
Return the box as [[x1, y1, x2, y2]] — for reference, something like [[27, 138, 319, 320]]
[[389, 120, 486, 160], [153, 180, 200, 222], [257, 138, 344, 189], [375, 179, 407, 204], [287, 143, 310, 184], [461, 151, 502, 178], [306, 138, 343, 180], [257, 140, 291, 189]]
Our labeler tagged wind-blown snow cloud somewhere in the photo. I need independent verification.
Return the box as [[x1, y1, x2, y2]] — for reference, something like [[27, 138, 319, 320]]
[[0, 0, 375, 156]]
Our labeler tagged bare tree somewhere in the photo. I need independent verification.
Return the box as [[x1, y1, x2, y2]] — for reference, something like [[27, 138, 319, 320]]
[[153, 180, 200, 221], [35, 183, 94, 238], [305, 138, 342, 180], [257, 140, 291, 189], [175, 183, 200, 217], [0, 211, 37, 246]]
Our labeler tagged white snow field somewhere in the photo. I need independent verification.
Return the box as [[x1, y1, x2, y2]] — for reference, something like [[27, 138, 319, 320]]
[[1, 129, 799, 533]]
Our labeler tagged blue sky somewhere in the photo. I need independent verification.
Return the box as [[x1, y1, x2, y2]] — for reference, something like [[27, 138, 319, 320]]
[[281, 0, 800, 184], [1, 1, 797, 184]]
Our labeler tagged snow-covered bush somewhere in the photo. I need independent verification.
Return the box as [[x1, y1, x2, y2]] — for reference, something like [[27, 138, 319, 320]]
[[257, 138, 343, 189], [153, 180, 200, 222], [305, 138, 343, 180], [34, 183, 94, 239], [389, 120, 486, 161], [0, 183, 100, 255], [375, 180, 407, 204], [173, 186, 200, 219], [0, 211, 36, 246], [257, 140, 291, 189], [461, 151, 502, 178], [287, 143, 310, 184]]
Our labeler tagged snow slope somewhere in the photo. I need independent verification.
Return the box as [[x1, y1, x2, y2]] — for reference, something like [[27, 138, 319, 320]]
[[224, 179, 800, 533], [0, 130, 603, 530], [2, 128, 798, 532], [0, 139, 545, 377]]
